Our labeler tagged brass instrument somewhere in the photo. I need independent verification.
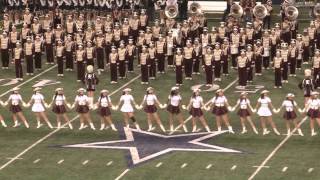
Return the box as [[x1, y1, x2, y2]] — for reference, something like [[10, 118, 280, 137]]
[[188, 2, 202, 15], [253, 4, 268, 19], [314, 4, 320, 17], [230, 3, 243, 18], [165, 4, 179, 19], [285, 6, 298, 21]]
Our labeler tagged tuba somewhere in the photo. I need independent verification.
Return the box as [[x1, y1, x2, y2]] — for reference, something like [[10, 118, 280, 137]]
[[285, 6, 298, 21], [188, 2, 202, 15], [165, 1, 179, 19], [314, 4, 320, 17], [230, 3, 243, 18], [253, 4, 267, 19]]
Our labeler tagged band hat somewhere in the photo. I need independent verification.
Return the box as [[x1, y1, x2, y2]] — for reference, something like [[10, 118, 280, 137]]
[[311, 91, 319, 96], [55, 88, 63, 92], [304, 69, 312, 76], [146, 87, 154, 91], [123, 88, 132, 92], [291, 39, 296, 44], [77, 88, 86, 93], [261, 90, 269, 94], [286, 93, 295, 98], [100, 89, 109, 94], [12, 87, 20, 91], [33, 87, 42, 92], [193, 89, 201, 93], [86, 65, 93, 73], [171, 86, 179, 91], [16, 41, 21, 45], [203, 27, 208, 31], [216, 89, 223, 93], [240, 92, 248, 96]]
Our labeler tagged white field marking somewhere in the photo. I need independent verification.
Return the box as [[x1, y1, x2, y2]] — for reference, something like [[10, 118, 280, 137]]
[[6, 157, 23, 160], [252, 166, 270, 168], [248, 116, 308, 180], [181, 163, 188, 168], [169, 78, 239, 135], [33, 159, 40, 164], [156, 162, 163, 167], [308, 168, 314, 173], [114, 169, 130, 180], [282, 167, 288, 172], [0, 74, 141, 171], [0, 65, 57, 98], [107, 161, 113, 166], [206, 164, 212, 169], [82, 160, 89, 165], [231, 165, 237, 170], [57, 159, 64, 164], [281, 133, 299, 136]]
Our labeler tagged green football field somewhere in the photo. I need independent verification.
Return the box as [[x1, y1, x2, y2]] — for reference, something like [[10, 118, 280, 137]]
[[0, 54, 318, 180]]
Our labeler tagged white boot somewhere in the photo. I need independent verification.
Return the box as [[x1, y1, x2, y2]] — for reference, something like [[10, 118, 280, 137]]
[[100, 123, 105, 131], [90, 123, 96, 130], [57, 122, 61, 129], [253, 128, 259, 135], [241, 127, 247, 134], [13, 121, 19, 128], [68, 123, 73, 130], [47, 122, 53, 129], [1, 120, 7, 127], [298, 128, 304, 136], [170, 125, 174, 132], [273, 128, 280, 135], [37, 121, 41, 129], [126, 124, 130, 128], [263, 128, 270, 135], [88, 97, 94, 109], [192, 126, 197, 132], [287, 129, 291, 136], [160, 125, 166, 132], [24, 121, 30, 128], [218, 126, 222, 132], [135, 124, 141, 131], [205, 126, 211, 132], [228, 126, 235, 134], [311, 129, 317, 136], [183, 125, 188, 132], [79, 123, 84, 130], [148, 125, 155, 131], [110, 124, 117, 131]]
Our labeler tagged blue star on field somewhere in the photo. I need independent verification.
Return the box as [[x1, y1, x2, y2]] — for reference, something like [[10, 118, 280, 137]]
[[62, 127, 242, 167]]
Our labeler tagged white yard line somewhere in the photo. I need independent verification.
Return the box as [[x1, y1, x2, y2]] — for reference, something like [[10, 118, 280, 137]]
[[155, 162, 163, 167], [169, 78, 239, 134], [308, 168, 314, 173], [107, 161, 113, 166], [114, 169, 130, 180], [33, 159, 40, 164], [0, 65, 57, 98], [231, 165, 237, 170], [57, 159, 64, 164], [206, 164, 212, 169], [0, 74, 141, 171], [181, 163, 188, 168], [248, 117, 308, 180], [82, 160, 89, 165], [282, 167, 288, 172]]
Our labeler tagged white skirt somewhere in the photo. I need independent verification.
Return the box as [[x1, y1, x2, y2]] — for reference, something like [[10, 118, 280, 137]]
[[257, 107, 272, 117], [32, 103, 45, 112], [121, 104, 134, 113]]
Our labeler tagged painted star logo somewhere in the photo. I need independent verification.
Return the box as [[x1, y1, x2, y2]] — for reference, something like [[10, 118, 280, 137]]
[[62, 128, 242, 167]]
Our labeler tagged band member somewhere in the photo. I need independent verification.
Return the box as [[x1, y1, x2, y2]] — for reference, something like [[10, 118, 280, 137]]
[[280, 43, 289, 83], [262, 31, 271, 69], [0, 32, 10, 69], [9, 25, 20, 57], [24, 37, 34, 76], [113, 23, 122, 47], [193, 38, 202, 74], [65, 35, 75, 71], [44, 28, 55, 64], [289, 39, 298, 77], [254, 40, 263, 75], [270, 28, 280, 60], [296, 34, 304, 69], [253, 18, 263, 40], [13, 41, 23, 81], [127, 38, 136, 72], [255, 90, 280, 135], [167, 87, 187, 132], [21, 23, 31, 45], [274, 50, 283, 88], [43, 14, 53, 31], [278, 93, 303, 136], [72, 88, 96, 130], [200, 27, 211, 48], [233, 92, 258, 134], [49, 88, 73, 129], [84, 26, 95, 44], [222, 38, 230, 75], [76, 44, 86, 82], [140, 46, 150, 84], [31, 17, 42, 37], [203, 46, 213, 86], [174, 48, 184, 86], [156, 35, 166, 73], [299, 69, 315, 103], [28, 87, 53, 129], [65, 15, 76, 35], [118, 41, 127, 79], [4, 88, 29, 128], [207, 89, 234, 133], [83, 65, 99, 105], [122, 18, 131, 43], [2, 14, 12, 33], [86, 41, 96, 66], [23, 8, 33, 28], [94, 17, 104, 33], [56, 39, 65, 76], [75, 29, 84, 46], [303, 30, 311, 64], [281, 18, 291, 44], [139, 87, 166, 132], [148, 42, 157, 79], [184, 40, 195, 80], [33, 35, 43, 70], [246, 44, 255, 83], [186, 89, 211, 132], [137, 30, 146, 64], [213, 43, 223, 81], [95, 89, 117, 131], [237, 50, 249, 88], [129, 12, 140, 41], [109, 46, 119, 84], [305, 91, 320, 136], [140, 9, 148, 31], [95, 31, 106, 71], [116, 88, 141, 130], [230, 27, 240, 68], [308, 22, 316, 57]]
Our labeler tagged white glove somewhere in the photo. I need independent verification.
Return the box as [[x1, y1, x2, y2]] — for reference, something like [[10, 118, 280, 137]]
[[182, 105, 187, 110], [92, 104, 98, 110], [273, 108, 280, 113], [135, 105, 142, 110], [67, 103, 73, 109], [23, 102, 30, 108], [251, 108, 256, 113], [204, 106, 210, 111], [298, 108, 305, 113], [228, 106, 233, 111], [159, 103, 167, 109], [112, 105, 118, 110]]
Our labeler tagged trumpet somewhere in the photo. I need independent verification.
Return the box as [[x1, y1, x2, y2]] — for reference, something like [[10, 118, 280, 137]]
[[230, 3, 243, 18]]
